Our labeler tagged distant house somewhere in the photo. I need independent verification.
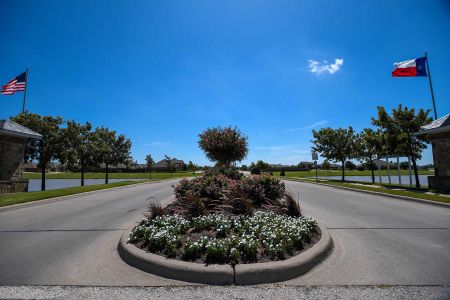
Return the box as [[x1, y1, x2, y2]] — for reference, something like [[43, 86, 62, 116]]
[[154, 158, 186, 171], [269, 164, 290, 171]]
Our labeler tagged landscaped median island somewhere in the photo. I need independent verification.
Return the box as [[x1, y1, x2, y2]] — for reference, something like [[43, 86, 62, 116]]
[[128, 210, 319, 266], [119, 126, 332, 285]]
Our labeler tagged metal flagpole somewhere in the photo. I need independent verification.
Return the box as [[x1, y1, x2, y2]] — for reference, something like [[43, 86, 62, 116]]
[[22, 68, 29, 114], [424, 52, 437, 120]]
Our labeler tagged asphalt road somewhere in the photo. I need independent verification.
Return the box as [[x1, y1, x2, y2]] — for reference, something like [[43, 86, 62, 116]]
[[0, 179, 449, 290]]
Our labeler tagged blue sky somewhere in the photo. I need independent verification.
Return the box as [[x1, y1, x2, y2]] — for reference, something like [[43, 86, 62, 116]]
[[1, 0, 449, 165]]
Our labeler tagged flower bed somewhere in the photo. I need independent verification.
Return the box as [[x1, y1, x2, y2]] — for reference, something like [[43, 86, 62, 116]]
[[128, 211, 319, 266]]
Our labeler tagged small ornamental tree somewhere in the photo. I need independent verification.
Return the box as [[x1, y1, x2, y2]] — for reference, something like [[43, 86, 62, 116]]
[[164, 155, 174, 177], [145, 154, 155, 179], [92, 127, 131, 184], [371, 105, 432, 188], [312, 127, 356, 181], [355, 128, 383, 183], [187, 161, 196, 175], [63, 120, 96, 186], [198, 126, 248, 167], [12, 112, 65, 191]]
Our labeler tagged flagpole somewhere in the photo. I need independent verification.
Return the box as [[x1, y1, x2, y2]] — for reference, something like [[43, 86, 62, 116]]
[[22, 68, 28, 114], [424, 52, 437, 120]]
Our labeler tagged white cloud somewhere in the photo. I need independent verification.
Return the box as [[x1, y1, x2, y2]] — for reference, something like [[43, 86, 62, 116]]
[[286, 120, 328, 132], [308, 58, 344, 75], [146, 142, 170, 146]]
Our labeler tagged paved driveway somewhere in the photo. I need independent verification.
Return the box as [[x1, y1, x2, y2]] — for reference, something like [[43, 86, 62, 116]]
[[0, 179, 449, 298]]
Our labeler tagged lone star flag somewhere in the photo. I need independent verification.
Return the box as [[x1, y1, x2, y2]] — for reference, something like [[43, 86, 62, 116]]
[[392, 57, 427, 77], [1, 72, 27, 95]]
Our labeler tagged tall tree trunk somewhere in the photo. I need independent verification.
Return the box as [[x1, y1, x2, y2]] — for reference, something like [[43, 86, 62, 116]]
[[411, 158, 420, 188], [370, 159, 375, 184], [149, 168, 152, 180], [41, 163, 46, 191], [341, 160, 345, 181], [105, 162, 109, 184], [81, 157, 85, 186]]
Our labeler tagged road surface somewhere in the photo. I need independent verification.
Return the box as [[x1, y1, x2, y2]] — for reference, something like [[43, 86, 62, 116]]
[[0, 179, 449, 296]]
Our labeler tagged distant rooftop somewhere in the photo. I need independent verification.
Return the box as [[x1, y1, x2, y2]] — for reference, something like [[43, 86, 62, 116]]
[[0, 119, 42, 139]]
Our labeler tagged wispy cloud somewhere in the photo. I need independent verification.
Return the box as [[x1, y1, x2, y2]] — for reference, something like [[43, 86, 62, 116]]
[[253, 144, 309, 157], [308, 58, 344, 75], [286, 120, 328, 132], [146, 142, 170, 146]]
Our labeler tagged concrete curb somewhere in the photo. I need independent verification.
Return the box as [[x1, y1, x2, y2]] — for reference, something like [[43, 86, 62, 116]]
[[283, 179, 450, 208], [118, 223, 333, 285], [0, 179, 180, 213]]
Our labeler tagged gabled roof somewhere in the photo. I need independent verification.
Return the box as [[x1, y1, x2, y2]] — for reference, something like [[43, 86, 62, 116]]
[[0, 119, 42, 139], [415, 114, 450, 136]]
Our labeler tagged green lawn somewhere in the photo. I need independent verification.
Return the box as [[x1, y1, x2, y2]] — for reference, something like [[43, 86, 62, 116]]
[[1, 172, 197, 208], [22, 171, 197, 180], [278, 169, 434, 178], [0, 180, 148, 207], [282, 177, 450, 204]]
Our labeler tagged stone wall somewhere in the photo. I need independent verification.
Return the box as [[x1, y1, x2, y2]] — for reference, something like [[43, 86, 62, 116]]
[[429, 131, 450, 193], [0, 135, 27, 181], [0, 180, 28, 194], [430, 132, 450, 177]]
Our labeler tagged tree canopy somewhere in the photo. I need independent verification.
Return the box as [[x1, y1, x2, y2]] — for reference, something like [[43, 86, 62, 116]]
[[11, 113, 65, 190], [312, 126, 356, 180], [355, 128, 383, 183], [198, 126, 248, 167], [371, 104, 432, 187]]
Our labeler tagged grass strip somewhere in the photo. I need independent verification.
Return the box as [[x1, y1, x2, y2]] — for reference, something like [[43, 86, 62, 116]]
[[0, 180, 149, 208], [22, 171, 198, 180], [279, 169, 433, 178], [282, 177, 450, 204]]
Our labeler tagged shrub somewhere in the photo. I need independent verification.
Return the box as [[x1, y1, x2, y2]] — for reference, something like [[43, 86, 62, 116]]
[[230, 197, 253, 216], [241, 174, 285, 205], [250, 167, 261, 175], [203, 166, 242, 180], [144, 202, 164, 220], [280, 169, 285, 176], [198, 126, 248, 167], [283, 193, 301, 217]]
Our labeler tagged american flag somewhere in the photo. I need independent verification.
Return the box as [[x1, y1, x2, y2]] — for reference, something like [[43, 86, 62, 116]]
[[1, 72, 27, 95]]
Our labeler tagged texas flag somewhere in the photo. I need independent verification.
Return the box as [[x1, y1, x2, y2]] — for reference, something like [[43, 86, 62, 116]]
[[392, 57, 427, 77]]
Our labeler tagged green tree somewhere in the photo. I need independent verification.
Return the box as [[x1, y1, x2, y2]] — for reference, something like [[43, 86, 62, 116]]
[[164, 155, 174, 177], [63, 120, 95, 186], [371, 105, 432, 188], [92, 127, 131, 184], [187, 160, 196, 175], [355, 128, 383, 183], [344, 160, 356, 171], [321, 159, 331, 170], [11, 113, 65, 191], [255, 160, 270, 172], [198, 126, 248, 167], [145, 154, 155, 179], [312, 127, 356, 181]]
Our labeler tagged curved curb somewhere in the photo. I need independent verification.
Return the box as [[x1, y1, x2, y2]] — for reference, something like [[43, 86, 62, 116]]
[[118, 222, 333, 285]]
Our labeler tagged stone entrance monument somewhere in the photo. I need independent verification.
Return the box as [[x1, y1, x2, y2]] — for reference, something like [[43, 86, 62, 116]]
[[0, 119, 42, 194], [415, 114, 450, 193]]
